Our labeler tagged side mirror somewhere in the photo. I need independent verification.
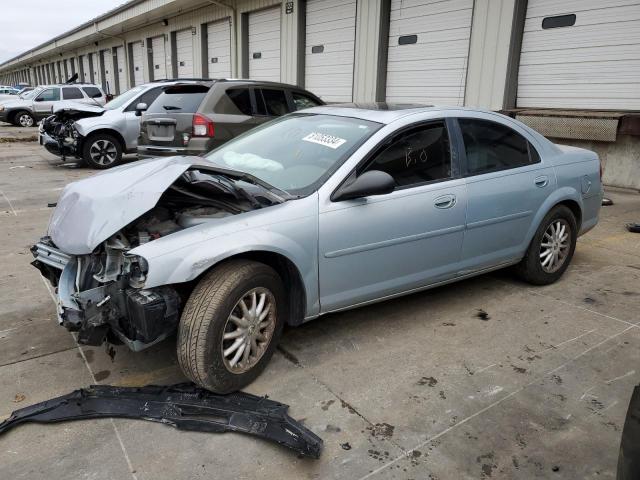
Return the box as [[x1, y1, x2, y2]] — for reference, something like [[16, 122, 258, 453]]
[[135, 102, 148, 117], [332, 170, 395, 202], [34, 96, 44, 102]]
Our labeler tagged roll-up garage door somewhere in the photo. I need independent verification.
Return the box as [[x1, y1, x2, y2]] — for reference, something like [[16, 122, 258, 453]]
[[517, 0, 640, 110], [248, 7, 281, 82], [115, 46, 127, 94], [130, 42, 144, 86], [206, 19, 232, 78], [103, 50, 116, 95], [90, 53, 101, 85], [385, 0, 473, 105], [305, 0, 356, 102], [176, 29, 194, 78], [82, 56, 90, 83], [152, 36, 168, 80]]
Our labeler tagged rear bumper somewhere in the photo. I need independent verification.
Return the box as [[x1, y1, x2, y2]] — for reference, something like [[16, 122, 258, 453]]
[[137, 145, 204, 158]]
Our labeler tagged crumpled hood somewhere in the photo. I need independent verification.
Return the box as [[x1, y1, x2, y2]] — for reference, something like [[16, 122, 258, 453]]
[[52, 101, 105, 116], [48, 156, 208, 254]]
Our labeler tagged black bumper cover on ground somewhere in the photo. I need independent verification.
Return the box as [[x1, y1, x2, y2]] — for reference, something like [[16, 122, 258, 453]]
[[0, 383, 323, 458]]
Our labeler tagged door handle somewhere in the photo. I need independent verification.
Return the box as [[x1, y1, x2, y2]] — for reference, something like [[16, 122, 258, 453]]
[[535, 175, 549, 188], [434, 194, 456, 209]]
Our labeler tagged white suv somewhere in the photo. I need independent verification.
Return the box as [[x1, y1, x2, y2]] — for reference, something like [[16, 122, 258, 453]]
[[0, 83, 106, 127]]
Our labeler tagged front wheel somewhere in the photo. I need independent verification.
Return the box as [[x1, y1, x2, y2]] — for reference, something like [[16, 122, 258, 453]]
[[82, 133, 122, 169], [515, 205, 578, 285], [177, 260, 286, 393], [14, 110, 35, 127]]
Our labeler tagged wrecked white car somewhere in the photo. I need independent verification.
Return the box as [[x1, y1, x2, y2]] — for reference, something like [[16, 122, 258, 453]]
[[32, 106, 602, 393]]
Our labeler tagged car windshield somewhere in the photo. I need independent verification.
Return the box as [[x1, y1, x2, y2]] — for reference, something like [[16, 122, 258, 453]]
[[20, 88, 41, 99], [204, 114, 382, 196], [104, 86, 146, 110]]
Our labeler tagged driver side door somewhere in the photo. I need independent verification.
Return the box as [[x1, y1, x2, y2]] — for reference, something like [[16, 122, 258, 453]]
[[32, 87, 61, 118], [318, 120, 467, 312]]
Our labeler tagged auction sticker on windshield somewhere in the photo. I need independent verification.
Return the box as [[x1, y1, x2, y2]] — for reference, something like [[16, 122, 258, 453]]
[[302, 132, 347, 149]]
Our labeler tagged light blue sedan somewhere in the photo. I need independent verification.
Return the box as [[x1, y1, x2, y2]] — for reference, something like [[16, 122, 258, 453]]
[[33, 104, 603, 393]]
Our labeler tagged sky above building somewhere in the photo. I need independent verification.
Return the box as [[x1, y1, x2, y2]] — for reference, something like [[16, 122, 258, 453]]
[[0, 0, 127, 63]]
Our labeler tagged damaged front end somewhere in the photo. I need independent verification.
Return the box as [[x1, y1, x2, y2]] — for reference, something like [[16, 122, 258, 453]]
[[32, 158, 286, 351], [32, 234, 180, 350], [39, 104, 104, 159]]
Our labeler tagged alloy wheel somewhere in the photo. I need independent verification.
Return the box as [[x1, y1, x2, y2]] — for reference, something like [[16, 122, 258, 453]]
[[539, 219, 571, 273], [89, 139, 118, 166], [221, 287, 277, 374], [18, 114, 33, 127]]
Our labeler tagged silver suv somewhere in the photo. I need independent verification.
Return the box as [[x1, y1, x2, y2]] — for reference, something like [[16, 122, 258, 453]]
[[39, 80, 206, 168], [0, 83, 106, 127]]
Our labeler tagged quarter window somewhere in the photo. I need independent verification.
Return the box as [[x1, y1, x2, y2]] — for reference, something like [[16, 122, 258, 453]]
[[62, 87, 83, 100], [363, 121, 452, 188], [292, 92, 321, 110], [36, 88, 60, 102], [258, 89, 289, 116], [458, 119, 539, 175], [226, 88, 252, 115]]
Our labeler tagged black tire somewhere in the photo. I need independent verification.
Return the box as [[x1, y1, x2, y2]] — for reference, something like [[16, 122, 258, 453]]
[[82, 133, 123, 169], [515, 205, 578, 285], [177, 260, 286, 393], [13, 110, 35, 127]]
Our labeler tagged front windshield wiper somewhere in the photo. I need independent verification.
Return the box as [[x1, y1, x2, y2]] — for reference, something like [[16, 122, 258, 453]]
[[163, 105, 181, 110]]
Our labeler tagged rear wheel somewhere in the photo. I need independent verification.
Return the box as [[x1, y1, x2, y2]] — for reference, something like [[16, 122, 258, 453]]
[[83, 133, 122, 169], [14, 110, 35, 127], [177, 260, 286, 393], [515, 205, 577, 285]]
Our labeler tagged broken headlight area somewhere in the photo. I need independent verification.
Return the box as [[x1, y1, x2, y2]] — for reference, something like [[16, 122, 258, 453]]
[[40, 114, 82, 159], [32, 167, 284, 351], [32, 235, 180, 351]]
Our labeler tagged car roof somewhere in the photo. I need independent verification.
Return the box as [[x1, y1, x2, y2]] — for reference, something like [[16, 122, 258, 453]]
[[301, 103, 508, 124], [39, 83, 103, 88]]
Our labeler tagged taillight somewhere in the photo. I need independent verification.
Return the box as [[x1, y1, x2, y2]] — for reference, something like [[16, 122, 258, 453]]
[[193, 114, 214, 137]]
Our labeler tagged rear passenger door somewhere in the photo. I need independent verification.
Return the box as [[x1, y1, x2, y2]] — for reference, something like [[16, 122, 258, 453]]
[[455, 117, 555, 273]]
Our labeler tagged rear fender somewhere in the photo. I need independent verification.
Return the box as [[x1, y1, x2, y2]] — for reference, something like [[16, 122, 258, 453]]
[[522, 186, 583, 251]]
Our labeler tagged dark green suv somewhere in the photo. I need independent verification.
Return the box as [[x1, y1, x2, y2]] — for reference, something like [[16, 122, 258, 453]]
[[137, 79, 323, 157]]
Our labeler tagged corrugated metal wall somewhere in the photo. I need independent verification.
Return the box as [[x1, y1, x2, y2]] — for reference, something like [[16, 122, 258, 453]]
[[518, 0, 640, 110]]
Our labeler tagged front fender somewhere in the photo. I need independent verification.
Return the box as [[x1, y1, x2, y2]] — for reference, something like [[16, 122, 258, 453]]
[[522, 186, 583, 249], [130, 205, 320, 317]]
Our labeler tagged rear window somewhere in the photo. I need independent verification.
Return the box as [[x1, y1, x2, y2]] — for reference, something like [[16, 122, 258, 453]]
[[82, 86, 102, 98], [147, 84, 209, 113]]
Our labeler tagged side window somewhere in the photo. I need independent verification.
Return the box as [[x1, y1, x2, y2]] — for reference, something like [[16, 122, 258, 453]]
[[363, 121, 452, 188], [260, 89, 289, 116], [125, 87, 163, 112], [226, 88, 252, 115], [82, 86, 102, 99], [458, 119, 538, 175], [292, 92, 321, 110], [36, 88, 60, 101], [62, 87, 83, 100]]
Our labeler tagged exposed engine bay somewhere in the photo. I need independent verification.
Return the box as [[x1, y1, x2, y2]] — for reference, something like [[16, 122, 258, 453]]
[[40, 106, 104, 159], [32, 167, 285, 350]]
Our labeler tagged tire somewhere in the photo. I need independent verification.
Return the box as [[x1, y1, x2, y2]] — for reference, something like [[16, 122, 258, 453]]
[[82, 133, 123, 169], [177, 260, 286, 393], [515, 205, 578, 285], [13, 110, 35, 127]]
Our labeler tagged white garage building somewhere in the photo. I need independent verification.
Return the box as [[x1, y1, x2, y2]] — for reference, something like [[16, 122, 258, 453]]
[[0, 0, 639, 187]]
